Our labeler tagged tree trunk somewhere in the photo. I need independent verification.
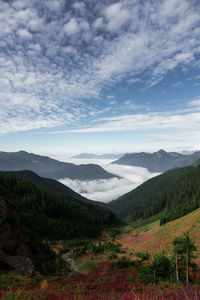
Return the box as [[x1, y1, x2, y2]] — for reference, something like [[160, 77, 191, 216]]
[[186, 249, 189, 284], [175, 250, 179, 283]]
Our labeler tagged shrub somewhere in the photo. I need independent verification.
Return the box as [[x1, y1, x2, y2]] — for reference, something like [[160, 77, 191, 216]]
[[107, 252, 118, 260], [111, 256, 135, 269]]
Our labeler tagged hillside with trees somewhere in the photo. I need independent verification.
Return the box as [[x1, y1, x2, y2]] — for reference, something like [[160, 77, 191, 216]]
[[9, 170, 106, 207], [108, 164, 200, 224], [0, 172, 118, 275], [0, 172, 117, 240]]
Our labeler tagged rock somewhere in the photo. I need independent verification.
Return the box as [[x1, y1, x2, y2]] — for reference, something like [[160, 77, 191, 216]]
[[61, 252, 81, 273], [4, 255, 35, 275], [0, 198, 57, 275]]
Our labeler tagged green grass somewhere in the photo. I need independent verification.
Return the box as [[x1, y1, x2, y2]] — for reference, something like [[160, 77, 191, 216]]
[[76, 257, 97, 272], [62, 238, 91, 249], [130, 211, 164, 230], [118, 207, 200, 255]]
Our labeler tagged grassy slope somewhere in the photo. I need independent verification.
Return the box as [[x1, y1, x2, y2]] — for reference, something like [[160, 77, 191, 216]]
[[117, 207, 200, 256]]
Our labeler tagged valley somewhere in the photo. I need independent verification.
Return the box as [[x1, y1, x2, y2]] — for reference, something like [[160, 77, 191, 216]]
[[1, 151, 200, 299], [1, 0, 200, 298], [1, 209, 200, 299]]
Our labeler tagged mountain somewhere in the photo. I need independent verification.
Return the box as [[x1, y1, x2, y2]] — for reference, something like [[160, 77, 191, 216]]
[[0, 151, 118, 180], [112, 149, 200, 173], [9, 170, 106, 207], [107, 163, 200, 223], [71, 153, 123, 159], [0, 171, 116, 239], [0, 171, 117, 273]]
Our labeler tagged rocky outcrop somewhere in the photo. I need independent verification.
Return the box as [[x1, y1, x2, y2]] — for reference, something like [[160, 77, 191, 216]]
[[61, 252, 81, 273], [0, 197, 57, 275], [0, 198, 35, 274], [4, 256, 34, 275]]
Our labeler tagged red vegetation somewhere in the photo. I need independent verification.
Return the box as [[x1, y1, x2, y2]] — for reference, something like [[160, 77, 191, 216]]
[[1, 262, 200, 299]]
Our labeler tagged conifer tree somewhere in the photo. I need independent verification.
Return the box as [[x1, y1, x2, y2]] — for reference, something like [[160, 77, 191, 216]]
[[173, 232, 197, 284]]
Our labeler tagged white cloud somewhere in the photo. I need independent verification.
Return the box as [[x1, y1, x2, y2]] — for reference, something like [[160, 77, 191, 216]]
[[63, 18, 80, 35], [46, 0, 65, 12], [79, 20, 89, 31], [0, 0, 200, 136], [17, 28, 32, 40], [60, 109, 200, 133], [172, 81, 182, 87], [73, 2, 85, 10], [189, 97, 200, 107], [12, 0, 27, 10], [175, 53, 194, 63], [103, 2, 130, 31], [93, 17, 104, 29], [60, 161, 159, 202], [28, 18, 43, 32]]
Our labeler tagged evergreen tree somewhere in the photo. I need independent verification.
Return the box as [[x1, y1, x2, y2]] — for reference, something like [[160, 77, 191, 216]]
[[173, 232, 197, 284]]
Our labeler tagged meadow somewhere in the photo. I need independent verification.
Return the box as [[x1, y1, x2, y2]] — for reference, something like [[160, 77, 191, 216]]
[[1, 208, 200, 299]]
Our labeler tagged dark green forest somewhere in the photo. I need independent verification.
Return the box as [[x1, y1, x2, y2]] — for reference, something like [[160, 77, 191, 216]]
[[160, 164, 200, 224], [0, 172, 117, 240], [108, 164, 200, 225]]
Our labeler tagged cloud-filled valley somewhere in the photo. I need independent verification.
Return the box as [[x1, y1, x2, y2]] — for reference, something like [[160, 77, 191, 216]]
[[60, 160, 159, 202]]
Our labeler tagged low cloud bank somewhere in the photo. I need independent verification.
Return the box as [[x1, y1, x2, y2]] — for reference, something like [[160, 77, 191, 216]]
[[60, 159, 159, 203]]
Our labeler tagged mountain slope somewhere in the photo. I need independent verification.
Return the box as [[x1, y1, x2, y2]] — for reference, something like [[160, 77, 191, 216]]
[[0, 151, 118, 180], [0, 171, 117, 240], [0, 172, 117, 274], [9, 170, 106, 207], [112, 149, 200, 173], [107, 165, 198, 222], [118, 207, 200, 254]]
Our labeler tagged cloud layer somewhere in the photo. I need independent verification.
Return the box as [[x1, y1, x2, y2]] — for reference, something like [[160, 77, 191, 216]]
[[60, 160, 159, 202], [0, 0, 200, 134]]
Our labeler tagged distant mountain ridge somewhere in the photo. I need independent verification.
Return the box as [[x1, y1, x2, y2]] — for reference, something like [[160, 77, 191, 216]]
[[112, 149, 200, 173], [0, 151, 118, 181], [71, 153, 123, 159]]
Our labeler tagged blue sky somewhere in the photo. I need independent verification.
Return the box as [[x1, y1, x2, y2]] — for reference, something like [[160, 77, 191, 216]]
[[1, 0, 200, 156]]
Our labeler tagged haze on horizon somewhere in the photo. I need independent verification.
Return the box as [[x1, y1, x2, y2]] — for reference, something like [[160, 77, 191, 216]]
[[0, 0, 200, 155]]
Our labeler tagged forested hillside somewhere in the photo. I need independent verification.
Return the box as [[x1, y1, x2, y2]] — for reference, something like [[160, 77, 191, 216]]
[[160, 165, 200, 224], [108, 164, 200, 224], [0, 172, 117, 240], [9, 170, 106, 207]]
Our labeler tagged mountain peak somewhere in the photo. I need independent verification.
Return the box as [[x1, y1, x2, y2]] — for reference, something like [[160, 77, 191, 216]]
[[112, 149, 200, 173], [17, 150, 28, 154], [156, 149, 166, 154]]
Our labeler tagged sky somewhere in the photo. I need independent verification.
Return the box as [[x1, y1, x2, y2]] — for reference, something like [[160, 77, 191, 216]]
[[1, 0, 200, 156]]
